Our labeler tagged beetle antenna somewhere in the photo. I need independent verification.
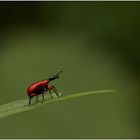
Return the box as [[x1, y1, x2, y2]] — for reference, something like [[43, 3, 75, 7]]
[[56, 70, 63, 76]]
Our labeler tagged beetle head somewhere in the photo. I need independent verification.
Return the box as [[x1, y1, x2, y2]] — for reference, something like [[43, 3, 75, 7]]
[[48, 75, 59, 82]]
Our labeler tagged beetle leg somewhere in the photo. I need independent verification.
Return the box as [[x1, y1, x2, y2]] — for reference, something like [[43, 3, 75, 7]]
[[36, 95, 39, 101], [41, 93, 45, 102], [49, 90, 53, 98], [52, 86, 59, 97], [29, 96, 32, 105]]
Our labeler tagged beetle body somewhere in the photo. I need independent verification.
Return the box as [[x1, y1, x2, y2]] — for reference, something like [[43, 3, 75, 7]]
[[27, 80, 49, 97], [27, 70, 63, 105]]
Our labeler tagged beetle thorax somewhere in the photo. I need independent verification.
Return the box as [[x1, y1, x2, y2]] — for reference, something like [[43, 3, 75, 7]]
[[42, 80, 49, 86]]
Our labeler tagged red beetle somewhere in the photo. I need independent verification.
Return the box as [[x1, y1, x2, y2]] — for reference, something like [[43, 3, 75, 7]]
[[27, 71, 63, 105]]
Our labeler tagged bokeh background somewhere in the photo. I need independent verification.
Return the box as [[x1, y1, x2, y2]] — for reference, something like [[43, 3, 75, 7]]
[[0, 1, 139, 138]]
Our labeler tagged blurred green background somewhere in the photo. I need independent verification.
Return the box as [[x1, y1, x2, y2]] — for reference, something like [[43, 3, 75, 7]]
[[0, 1, 139, 138]]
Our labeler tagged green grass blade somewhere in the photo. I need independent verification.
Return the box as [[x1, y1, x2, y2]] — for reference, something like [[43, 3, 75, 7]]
[[0, 89, 115, 119]]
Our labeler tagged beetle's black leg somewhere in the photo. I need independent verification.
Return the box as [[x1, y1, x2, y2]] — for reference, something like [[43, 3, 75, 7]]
[[36, 95, 39, 101], [53, 89, 59, 97], [53, 86, 58, 92], [49, 90, 53, 98], [29, 96, 32, 105], [54, 86, 62, 97], [52, 86, 59, 97], [41, 93, 45, 103]]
